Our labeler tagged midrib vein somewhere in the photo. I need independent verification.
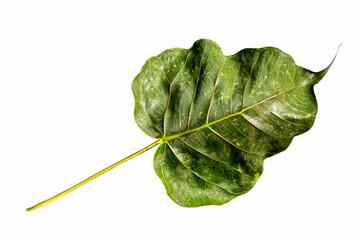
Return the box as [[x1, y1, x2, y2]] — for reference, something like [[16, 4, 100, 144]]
[[162, 80, 314, 142]]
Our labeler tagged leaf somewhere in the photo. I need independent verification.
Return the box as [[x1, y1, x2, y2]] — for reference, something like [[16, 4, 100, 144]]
[[26, 39, 335, 211], [132, 39, 333, 207]]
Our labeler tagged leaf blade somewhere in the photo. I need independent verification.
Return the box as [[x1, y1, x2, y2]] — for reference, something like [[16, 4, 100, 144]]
[[134, 39, 333, 207]]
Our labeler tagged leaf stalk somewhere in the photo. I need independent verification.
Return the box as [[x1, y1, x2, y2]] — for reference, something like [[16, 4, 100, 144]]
[[26, 139, 161, 211]]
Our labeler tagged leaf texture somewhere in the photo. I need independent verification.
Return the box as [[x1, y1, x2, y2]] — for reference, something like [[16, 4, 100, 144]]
[[132, 39, 332, 207]]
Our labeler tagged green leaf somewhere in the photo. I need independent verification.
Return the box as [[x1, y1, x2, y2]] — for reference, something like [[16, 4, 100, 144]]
[[26, 39, 335, 211], [133, 39, 333, 207]]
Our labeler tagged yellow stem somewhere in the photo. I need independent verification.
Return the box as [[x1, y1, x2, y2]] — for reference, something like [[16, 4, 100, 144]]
[[26, 139, 161, 211]]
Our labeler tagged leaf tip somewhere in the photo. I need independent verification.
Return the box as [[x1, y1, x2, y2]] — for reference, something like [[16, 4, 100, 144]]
[[311, 44, 341, 85]]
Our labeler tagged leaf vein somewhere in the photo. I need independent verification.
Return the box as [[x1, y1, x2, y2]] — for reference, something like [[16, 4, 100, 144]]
[[138, 77, 163, 134], [178, 137, 256, 180], [188, 41, 208, 130], [275, 96, 315, 117], [240, 113, 289, 139], [229, 60, 241, 113], [241, 49, 263, 110], [261, 103, 309, 127], [206, 57, 227, 122], [166, 142, 236, 194], [163, 51, 192, 136], [208, 125, 264, 156], [274, 53, 284, 92]]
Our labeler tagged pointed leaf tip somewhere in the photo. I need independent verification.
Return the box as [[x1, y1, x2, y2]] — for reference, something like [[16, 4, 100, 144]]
[[313, 44, 341, 85]]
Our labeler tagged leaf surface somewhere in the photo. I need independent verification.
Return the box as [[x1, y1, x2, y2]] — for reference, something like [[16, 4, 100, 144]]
[[132, 39, 332, 207]]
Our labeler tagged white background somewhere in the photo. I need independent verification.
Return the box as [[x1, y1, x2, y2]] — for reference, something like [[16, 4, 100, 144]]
[[1, 0, 359, 239]]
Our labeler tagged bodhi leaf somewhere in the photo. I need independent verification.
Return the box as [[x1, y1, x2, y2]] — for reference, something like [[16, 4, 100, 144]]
[[132, 39, 334, 207], [26, 39, 336, 211]]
